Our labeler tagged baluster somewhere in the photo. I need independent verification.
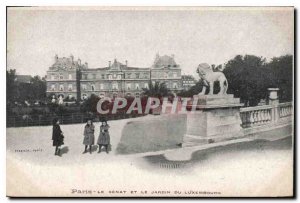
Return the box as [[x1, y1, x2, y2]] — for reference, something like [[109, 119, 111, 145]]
[[263, 110, 267, 123], [243, 113, 248, 127], [257, 110, 262, 124], [261, 110, 265, 123], [262, 110, 267, 123], [268, 109, 271, 122], [240, 113, 245, 127], [285, 107, 287, 116], [249, 111, 255, 126], [254, 111, 258, 125], [246, 112, 251, 127]]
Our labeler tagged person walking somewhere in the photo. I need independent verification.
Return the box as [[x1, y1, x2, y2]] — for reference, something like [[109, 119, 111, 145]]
[[52, 118, 64, 156], [97, 121, 111, 154], [82, 119, 95, 154]]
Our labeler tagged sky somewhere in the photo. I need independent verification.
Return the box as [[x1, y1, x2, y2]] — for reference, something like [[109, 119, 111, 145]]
[[7, 7, 294, 78]]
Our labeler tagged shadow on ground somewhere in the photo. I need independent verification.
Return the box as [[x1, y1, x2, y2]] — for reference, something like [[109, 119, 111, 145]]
[[142, 136, 293, 171], [60, 146, 69, 156]]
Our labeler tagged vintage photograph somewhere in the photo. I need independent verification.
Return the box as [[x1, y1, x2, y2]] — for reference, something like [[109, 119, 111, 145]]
[[6, 7, 294, 197]]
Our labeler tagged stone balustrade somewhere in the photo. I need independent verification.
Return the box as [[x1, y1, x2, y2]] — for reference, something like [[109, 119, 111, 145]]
[[240, 102, 293, 128], [279, 102, 293, 118]]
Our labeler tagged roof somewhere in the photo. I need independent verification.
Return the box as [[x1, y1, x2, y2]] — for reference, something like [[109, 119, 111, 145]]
[[152, 54, 178, 68], [92, 59, 150, 71], [49, 55, 85, 71], [14, 75, 32, 83]]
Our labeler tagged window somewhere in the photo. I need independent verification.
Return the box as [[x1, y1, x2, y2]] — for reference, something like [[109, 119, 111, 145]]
[[113, 74, 117, 78], [126, 83, 131, 90], [127, 73, 131, 79], [173, 72, 177, 78], [101, 74, 105, 79], [82, 84, 87, 90], [117, 75, 122, 80], [144, 83, 149, 89], [173, 82, 178, 89], [82, 74, 87, 80], [51, 75, 55, 80], [109, 75, 112, 80], [59, 84, 64, 91], [68, 74, 72, 80], [135, 83, 139, 90], [112, 83, 118, 90], [144, 73, 148, 78], [100, 83, 104, 90], [51, 84, 55, 91], [93, 74, 96, 79], [135, 92, 140, 98], [59, 74, 64, 80], [68, 84, 73, 91], [135, 73, 140, 79], [164, 72, 168, 78], [91, 84, 95, 91]]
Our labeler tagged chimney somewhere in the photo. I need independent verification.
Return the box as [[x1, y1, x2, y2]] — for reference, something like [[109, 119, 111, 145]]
[[109, 61, 111, 67], [78, 58, 81, 65], [85, 62, 88, 68], [55, 54, 58, 62], [125, 60, 128, 66], [70, 54, 74, 63]]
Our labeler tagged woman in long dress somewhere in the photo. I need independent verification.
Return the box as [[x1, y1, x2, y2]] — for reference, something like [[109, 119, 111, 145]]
[[83, 119, 95, 154], [97, 121, 110, 154]]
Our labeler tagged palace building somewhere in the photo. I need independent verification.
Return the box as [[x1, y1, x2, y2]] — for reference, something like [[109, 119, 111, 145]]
[[46, 54, 183, 100]]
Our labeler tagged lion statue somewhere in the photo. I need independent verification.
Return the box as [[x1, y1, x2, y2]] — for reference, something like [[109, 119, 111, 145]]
[[196, 63, 228, 95]]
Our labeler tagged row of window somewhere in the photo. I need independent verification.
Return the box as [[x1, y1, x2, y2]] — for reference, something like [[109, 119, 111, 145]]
[[49, 72, 180, 81], [183, 81, 196, 84], [50, 74, 73, 80], [81, 92, 141, 100], [81, 83, 149, 91], [81, 73, 150, 80], [51, 84, 73, 91], [50, 82, 179, 92], [151, 72, 180, 79]]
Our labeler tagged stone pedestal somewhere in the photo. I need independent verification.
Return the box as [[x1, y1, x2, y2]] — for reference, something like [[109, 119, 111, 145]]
[[267, 88, 280, 105], [184, 94, 243, 145]]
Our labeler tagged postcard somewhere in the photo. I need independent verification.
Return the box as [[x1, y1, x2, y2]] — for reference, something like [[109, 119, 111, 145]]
[[6, 6, 294, 197]]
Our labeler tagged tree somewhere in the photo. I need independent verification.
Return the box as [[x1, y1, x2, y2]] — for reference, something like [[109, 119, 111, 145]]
[[223, 55, 270, 106], [81, 94, 100, 113], [30, 76, 47, 101], [6, 69, 18, 103], [142, 81, 171, 98], [264, 55, 293, 102], [177, 80, 206, 97]]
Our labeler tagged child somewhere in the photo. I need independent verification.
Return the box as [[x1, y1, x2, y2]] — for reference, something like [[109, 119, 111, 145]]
[[83, 119, 95, 154], [52, 118, 64, 156], [97, 121, 110, 154]]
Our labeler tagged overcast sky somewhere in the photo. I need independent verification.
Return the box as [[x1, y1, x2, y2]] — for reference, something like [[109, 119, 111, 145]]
[[7, 7, 294, 78]]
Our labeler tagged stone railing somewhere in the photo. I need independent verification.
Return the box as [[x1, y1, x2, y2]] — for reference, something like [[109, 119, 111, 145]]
[[240, 102, 293, 128], [278, 102, 293, 118]]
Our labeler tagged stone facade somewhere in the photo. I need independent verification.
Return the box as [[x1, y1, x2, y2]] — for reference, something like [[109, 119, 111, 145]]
[[46, 54, 183, 100], [182, 75, 197, 90]]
